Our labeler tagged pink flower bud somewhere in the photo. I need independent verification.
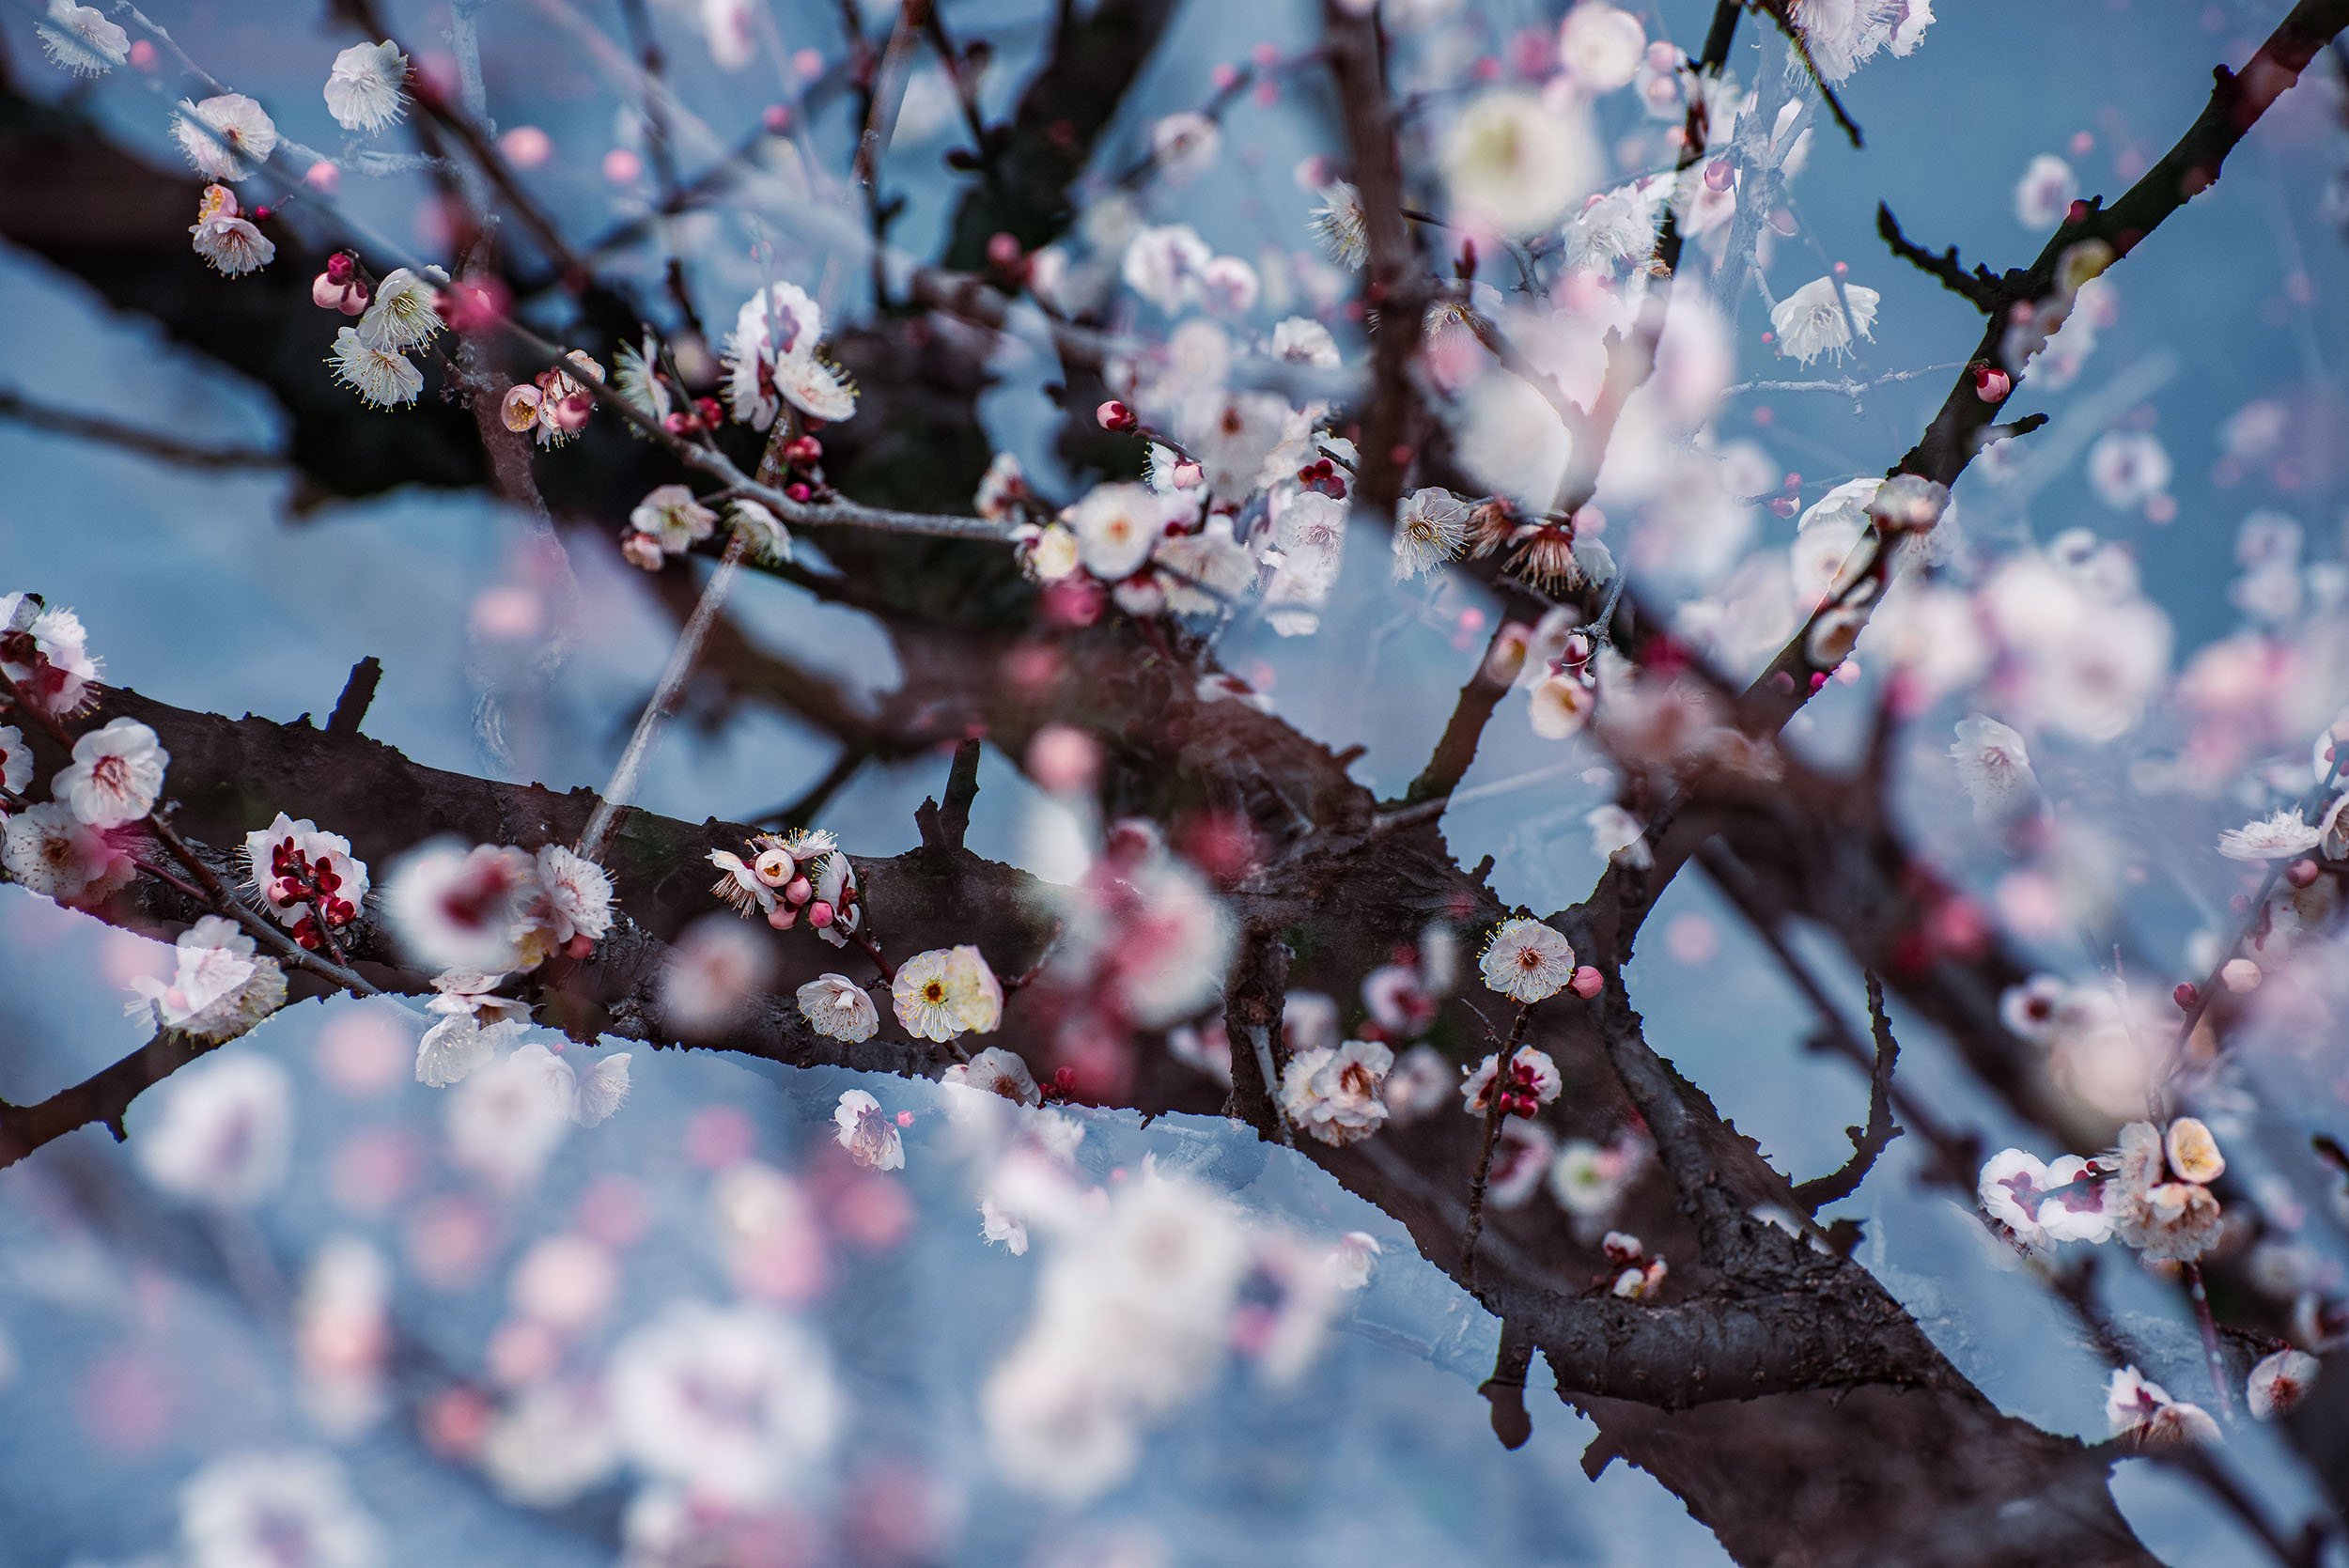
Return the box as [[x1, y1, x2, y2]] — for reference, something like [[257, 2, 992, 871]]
[[619, 532, 664, 571], [2287, 857, 2322, 889], [767, 905, 798, 929], [1097, 400, 1137, 433], [808, 900, 834, 928], [563, 934, 595, 959], [1570, 965, 1604, 1000], [312, 272, 348, 310], [1703, 158, 1734, 193], [1972, 364, 2012, 402], [2172, 981, 2200, 1012]]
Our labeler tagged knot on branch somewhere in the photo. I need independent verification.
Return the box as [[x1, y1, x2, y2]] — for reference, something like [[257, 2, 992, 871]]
[[1876, 203, 2010, 314]]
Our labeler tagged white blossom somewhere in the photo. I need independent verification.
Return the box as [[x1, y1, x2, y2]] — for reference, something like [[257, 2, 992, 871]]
[[1770, 276, 1879, 366], [1308, 182, 1368, 271], [173, 94, 279, 182], [180, 1450, 383, 1568], [354, 268, 442, 352], [52, 716, 164, 828], [833, 1088, 905, 1170], [2014, 153, 2078, 228], [1393, 488, 1470, 579], [3, 800, 132, 902], [1066, 482, 1177, 581], [2217, 806, 2326, 862], [1461, 1047, 1563, 1115], [37, 2, 128, 76], [2105, 1365, 2219, 1446], [608, 1302, 839, 1504], [2248, 1348, 2320, 1421], [128, 916, 287, 1043], [1950, 714, 2040, 826], [797, 973, 879, 1042], [1480, 916, 1577, 1002], [326, 327, 423, 409], [943, 1046, 1042, 1106], [1557, 3, 1645, 90], [324, 39, 409, 134], [136, 1053, 293, 1206], [1443, 91, 1597, 235], [1280, 1039, 1393, 1146], [384, 840, 537, 973], [530, 845, 615, 947]]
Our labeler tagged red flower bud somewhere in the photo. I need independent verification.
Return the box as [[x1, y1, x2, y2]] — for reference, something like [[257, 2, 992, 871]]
[[1097, 400, 1137, 433], [2172, 981, 2200, 1012]]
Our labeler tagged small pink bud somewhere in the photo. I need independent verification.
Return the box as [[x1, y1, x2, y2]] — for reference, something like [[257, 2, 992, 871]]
[[762, 104, 792, 132], [2287, 857, 2321, 889], [249, 205, 273, 223], [987, 231, 1023, 270], [1703, 158, 1734, 193], [1972, 364, 2012, 402], [1570, 965, 1604, 1000], [563, 934, 595, 959], [894, 1110, 914, 1127], [784, 875, 812, 905], [767, 904, 798, 929], [808, 900, 834, 928], [311, 272, 347, 310], [1097, 399, 1137, 433], [325, 251, 356, 285], [2172, 981, 2200, 1011], [339, 280, 371, 315]]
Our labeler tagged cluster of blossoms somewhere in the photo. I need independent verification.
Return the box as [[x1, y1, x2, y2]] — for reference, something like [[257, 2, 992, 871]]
[[1602, 1230, 1669, 1300], [1979, 1115, 2229, 1267], [380, 838, 622, 1112], [0, 596, 157, 906], [499, 349, 608, 445], [980, 1166, 1369, 1502], [708, 827, 861, 941], [720, 282, 858, 429]]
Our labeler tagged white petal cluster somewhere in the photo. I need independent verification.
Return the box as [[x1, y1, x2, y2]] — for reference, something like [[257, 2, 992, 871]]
[[53, 716, 164, 828], [127, 915, 288, 1043], [173, 94, 279, 182], [1770, 276, 1880, 366], [723, 282, 857, 428], [324, 39, 410, 134], [1479, 916, 1577, 1002], [1279, 1039, 1392, 1146]]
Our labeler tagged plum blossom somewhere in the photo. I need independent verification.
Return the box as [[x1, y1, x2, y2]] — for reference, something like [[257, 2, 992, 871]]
[[173, 95, 279, 182], [1770, 277, 1880, 365], [723, 282, 856, 427], [327, 327, 423, 409], [135, 1054, 293, 1205], [1950, 714, 2040, 826], [354, 268, 442, 352], [383, 840, 537, 972], [1794, 0, 1934, 83], [1976, 1148, 2113, 1249], [2217, 805, 2329, 862], [529, 845, 615, 948], [3, 800, 132, 903], [324, 39, 410, 134], [2014, 154, 2079, 228], [1, 591, 101, 715], [1442, 91, 1597, 235], [1550, 1136, 1637, 1219], [943, 1046, 1043, 1106], [413, 1002, 521, 1088], [128, 916, 287, 1043], [2086, 430, 2172, 511], [833, 1088, 905, 1170], [179, 1449, 383, 1568], [797, 973, 879, 1043], [608, 1303, 840, 1504], [508, 1040, 633, 1126], [1480, 917, 1577, 1002], [37, 2, 128, 76], [1393, 488, 1470, 579], [244, 812, 368, 938], [661, 915, 774, 1038], [2105, 1365, 2219, 1447], [893, 949, 963, 1042], [981, 1198, 1031, 1253], [2247, 1348, 2320, 1421], [1309, 181, 1368, 270], [445, 1043, 574, 1185], [1461, 1047, 1563, 1116], [1121, 223, 1214, 312], [0, 724, 28, 800], [190, 184, 274, 276], [2109, 1119, 2224, 1264], [1279, 1039, 1393, 1146], [1557, 3, 1645, 90], [1066, 482, 1181, 581], [52, 716, 164, 829]]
